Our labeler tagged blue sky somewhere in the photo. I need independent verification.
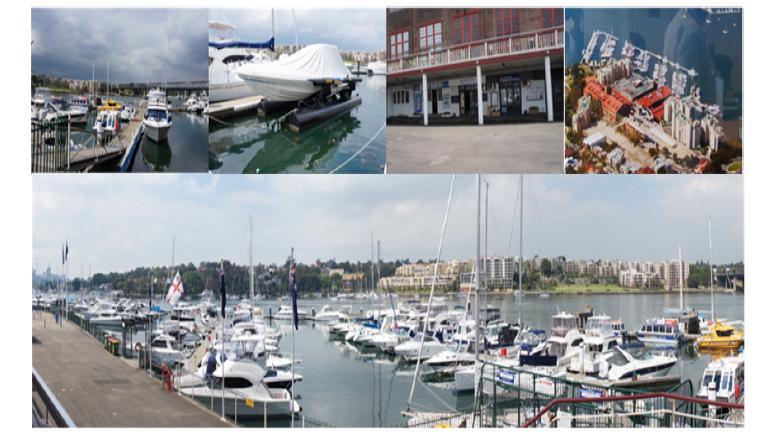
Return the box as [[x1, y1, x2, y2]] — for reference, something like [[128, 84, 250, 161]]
[[32, 174, 743, 276], [209, 8, 385, 51], [32, 9, 208, 82]]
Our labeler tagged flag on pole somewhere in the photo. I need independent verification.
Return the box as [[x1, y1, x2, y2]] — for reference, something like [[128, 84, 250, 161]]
[[65, 241, 69, 263], [61, 244, 65, 265], [219, 263, 227, 319], [290, 262, 298, 330], [165, 271, 184, 306]]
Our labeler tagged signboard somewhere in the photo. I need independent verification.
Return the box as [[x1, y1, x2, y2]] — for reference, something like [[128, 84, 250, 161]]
[[497, 369, 516, 384]]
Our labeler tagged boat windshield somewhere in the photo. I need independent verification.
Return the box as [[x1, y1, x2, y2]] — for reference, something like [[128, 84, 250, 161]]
[[716, 328, 734, 337], [230, 339, 262, 360], [147, 109, 167, 120], [702, 370, 722, 389]]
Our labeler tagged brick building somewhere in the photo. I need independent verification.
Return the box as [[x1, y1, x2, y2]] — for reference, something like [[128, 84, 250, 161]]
[[386, 8, 564, 125]]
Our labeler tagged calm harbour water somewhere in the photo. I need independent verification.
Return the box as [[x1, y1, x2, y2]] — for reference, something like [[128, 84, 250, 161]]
[[243, 291, 743, 427], [62, 94, 208, 173], [209, 75, 387, 174]]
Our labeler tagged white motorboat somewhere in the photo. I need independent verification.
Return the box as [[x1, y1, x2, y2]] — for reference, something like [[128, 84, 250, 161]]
[[636, 318, 684, 347], [150, 334, 184, 368], [697, 354, 744, 403], [143, 88, 172, 143], [119, 104, 136, 122], [600, 347, 677, 381], [569, 315, 623, 375], [313, 305, 346, 323], [237, 44, 351, 103], [394, 335, 449, 361], [424, 348, 476, 372], [178, 359, 300, 419], [208, 21, 275, 103], [546, 312, 584, 366]]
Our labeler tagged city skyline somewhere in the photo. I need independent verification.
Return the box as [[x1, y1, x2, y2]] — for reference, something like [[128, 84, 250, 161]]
[[32, 174, 743, 277]]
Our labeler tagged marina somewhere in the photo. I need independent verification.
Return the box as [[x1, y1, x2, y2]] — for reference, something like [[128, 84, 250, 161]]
[[32, 291, 744, 428]]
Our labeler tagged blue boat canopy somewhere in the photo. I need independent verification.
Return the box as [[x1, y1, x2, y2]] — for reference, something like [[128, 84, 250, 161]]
[[209, 37, 275, 51]]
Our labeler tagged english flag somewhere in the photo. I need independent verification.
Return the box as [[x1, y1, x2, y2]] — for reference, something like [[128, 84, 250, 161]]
[[165, 271, 184, 306]]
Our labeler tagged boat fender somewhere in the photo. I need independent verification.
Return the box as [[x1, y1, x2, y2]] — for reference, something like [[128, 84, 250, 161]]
[[598, 361, 609, 379]]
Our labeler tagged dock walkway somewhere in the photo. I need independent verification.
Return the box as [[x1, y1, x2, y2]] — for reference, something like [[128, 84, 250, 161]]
[[32, 313, 233, 428]]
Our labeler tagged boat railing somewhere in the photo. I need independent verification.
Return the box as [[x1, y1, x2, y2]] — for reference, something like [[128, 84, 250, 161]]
[[388, 26, 563, 75]]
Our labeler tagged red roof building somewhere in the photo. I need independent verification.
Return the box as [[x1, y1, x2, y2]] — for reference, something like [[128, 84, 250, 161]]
[[583, 78, 630, 123], [635, 85, 672, 121]]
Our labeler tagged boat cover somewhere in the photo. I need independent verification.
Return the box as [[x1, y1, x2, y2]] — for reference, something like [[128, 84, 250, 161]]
[[237, 44, 350, 82], [209, 37, 275, 51]]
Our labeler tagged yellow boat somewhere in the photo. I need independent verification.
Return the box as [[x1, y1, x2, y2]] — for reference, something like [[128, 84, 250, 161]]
[[696, 321, 744, 351], [97, 98, 123, 112]]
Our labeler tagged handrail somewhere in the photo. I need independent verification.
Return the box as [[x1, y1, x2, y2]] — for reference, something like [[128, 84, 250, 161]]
[[391, 25, 564, 62], [32, 367, 77, 428], [521, 391, 744, 428]]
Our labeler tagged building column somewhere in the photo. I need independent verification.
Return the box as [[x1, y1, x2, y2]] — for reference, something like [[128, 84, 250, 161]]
[[545, 55, 554, 122], [422, 73, 428, 126], [476, 65, 484, 125]]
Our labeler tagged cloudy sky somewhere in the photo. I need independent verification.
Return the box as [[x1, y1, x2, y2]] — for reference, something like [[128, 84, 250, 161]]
[[32, 175, 743, 277], [31, 9, 208, 82], [209, 8, 384, 51]]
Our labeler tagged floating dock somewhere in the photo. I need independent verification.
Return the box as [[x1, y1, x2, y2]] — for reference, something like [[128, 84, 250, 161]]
[[208, 96, 263, 120], [32, 313, 233, 428]]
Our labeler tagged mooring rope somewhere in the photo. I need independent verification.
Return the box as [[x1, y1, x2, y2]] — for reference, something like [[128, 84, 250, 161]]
[[329, 123, 386, 174]]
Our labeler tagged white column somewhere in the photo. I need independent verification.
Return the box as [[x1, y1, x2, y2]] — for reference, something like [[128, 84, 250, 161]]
[[545, 55, 554, 122], [422, 73, 428, 126], [476, 65, 484, 125]]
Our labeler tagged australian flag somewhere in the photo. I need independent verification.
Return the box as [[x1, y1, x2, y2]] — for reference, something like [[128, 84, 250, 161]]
[[219, 264, 227, 319], [290, 262, 298, 330]]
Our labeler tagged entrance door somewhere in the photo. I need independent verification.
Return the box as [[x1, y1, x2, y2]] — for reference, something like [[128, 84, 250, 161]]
[[459, 85, 478, 117], [501, 80, 521, 116], [431, 89, 438, 114]]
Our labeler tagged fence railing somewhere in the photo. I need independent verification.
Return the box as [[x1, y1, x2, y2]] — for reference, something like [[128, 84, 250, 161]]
[[32, 367, 77, 428], [31, 117, 71, 172], [476, 360, 741, 428], [388, 26, 563, 74]]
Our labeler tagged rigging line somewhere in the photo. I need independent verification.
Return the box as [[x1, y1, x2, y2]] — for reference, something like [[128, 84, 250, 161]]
[[406, 174, 456, 412], [329, 123, 386, 174], [505, 178, 520, 257], [414, 380, 457, 413], [527, 177, 551, 260]]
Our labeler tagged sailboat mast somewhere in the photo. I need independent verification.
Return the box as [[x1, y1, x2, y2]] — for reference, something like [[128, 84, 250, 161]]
[[474, 175, 481, 360], [254, 213, 255, 321], [377, 240, 382, 292], [519, 175, 524, 324], [679, 245, 684, 313], [709, 220, 714, 321], [370, 234, 375, 293]]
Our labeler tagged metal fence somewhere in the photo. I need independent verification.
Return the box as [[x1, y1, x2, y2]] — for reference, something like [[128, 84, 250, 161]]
[[476, 360, 742, 428], [31, 118, 71, 172]]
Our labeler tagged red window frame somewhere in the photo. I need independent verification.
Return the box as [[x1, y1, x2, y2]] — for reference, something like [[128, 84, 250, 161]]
[[453, 10, 481, 45], [418, 20, 442, 51], [542, 8, 563, 28], [389, 29, 410, 60], [494, 9, 519, 36]]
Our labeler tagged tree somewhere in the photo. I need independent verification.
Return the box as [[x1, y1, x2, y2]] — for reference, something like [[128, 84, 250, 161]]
[[540, 259, 552, 277]]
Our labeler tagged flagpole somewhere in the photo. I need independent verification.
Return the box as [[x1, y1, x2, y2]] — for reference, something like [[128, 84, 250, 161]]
[[289, 247, 295, 428]]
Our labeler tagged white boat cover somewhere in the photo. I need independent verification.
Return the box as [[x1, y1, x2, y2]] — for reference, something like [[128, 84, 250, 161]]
[[237, 44, 350, 82]]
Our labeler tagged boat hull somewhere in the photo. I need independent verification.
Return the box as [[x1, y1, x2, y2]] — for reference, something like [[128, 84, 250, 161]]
[[238, 75, 319, 103], [144, 122, 171, 143]]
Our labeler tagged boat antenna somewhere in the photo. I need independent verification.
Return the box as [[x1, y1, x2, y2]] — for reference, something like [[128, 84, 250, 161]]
[[406, 175, 455, 413], [271, 8, 275, 41]]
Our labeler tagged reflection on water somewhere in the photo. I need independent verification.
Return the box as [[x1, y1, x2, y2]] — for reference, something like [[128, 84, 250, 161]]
[[139, 137, 173, 171], [210, 75, 386, 174]]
